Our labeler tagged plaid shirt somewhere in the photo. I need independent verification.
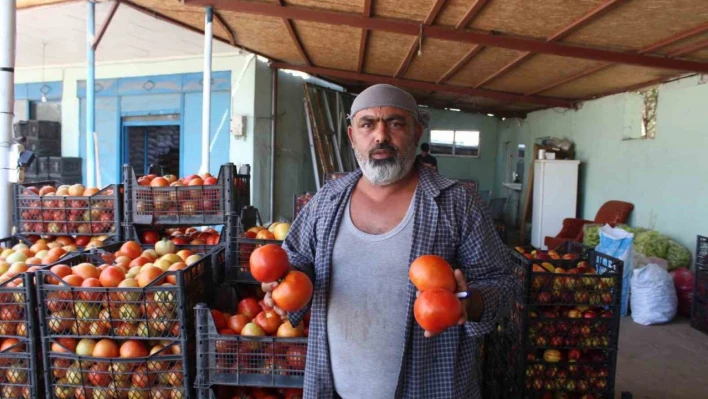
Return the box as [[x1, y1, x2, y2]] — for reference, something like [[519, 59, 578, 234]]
[[284, 166, 513, 399]]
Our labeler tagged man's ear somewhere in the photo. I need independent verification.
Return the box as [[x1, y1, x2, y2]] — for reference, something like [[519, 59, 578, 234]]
[[347, 125, 354, 145]]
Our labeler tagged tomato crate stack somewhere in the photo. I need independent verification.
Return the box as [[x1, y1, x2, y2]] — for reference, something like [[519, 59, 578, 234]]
[[195, 305, 307, 392], [12, 183, 123, 242], [691, 235, 708, 335], [0, 236, 45, 399], [484, 247, 624, 399], [35, 244, 224, 399], [122, 164, 250, 226]]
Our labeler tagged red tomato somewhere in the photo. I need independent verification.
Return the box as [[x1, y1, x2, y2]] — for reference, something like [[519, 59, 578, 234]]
[[227, 314, 250, 334], [206, 234, 220, 245], [237, 298, 262, 320], [283, 389, 303, 399], [141, 230, 160, 245], [255, 310, 282, 335], [409, 255, 456, 292], [171, 236, 189, 245], [413, 289, 462, 334], [211, 310, 228, 330], [249, 244, 289, 283], [286, 346, 307, 370], [271, 271, 313, 312]]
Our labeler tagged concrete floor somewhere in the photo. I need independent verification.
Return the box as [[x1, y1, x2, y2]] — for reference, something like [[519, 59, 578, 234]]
[[615, 317, 708, 399]]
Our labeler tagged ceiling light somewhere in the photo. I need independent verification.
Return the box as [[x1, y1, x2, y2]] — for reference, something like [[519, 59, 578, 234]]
[[487, 113, 495, 117], [448, 108, 460, 112]]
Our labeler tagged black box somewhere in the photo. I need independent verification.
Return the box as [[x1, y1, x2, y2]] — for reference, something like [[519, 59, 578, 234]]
[[47, 157, 81, 176], [14, 120, 61, 140]]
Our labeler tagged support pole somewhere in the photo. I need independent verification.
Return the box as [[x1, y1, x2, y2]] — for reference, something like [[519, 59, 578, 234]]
[[0, 0, 16, 237], [269, 68, 278, 222], [86, 1, 96, 187], [200, 6, 213, 175]]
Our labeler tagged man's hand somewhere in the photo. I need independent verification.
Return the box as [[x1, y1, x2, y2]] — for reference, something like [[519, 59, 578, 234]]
[[418, 269, 482, 338], [262, 282, 287, 317]]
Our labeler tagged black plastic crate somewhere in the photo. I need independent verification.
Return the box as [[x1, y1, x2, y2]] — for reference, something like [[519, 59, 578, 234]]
[[224, 217, 283, 283], [293, 192, 314, 220], [13, 183, 122, 238], [52, 175, 83, 185], [123, 164, 250, 225], [24, 157, 49, 178], [195, 304, 307, 389], [123, 225, 224, 255], [14, 120, 61, 140], [697, 235, 708, 268], [691, 297, 708, 335], [36, 247, 221, 341], [509, 248, 623, 307], [47, 157, 82, 176], [0, 339, 43, 399], [42, 339, 194, 399], [24, 138, 62, 157], [0, 236, 47, 399], [197, 386, 303, 399]]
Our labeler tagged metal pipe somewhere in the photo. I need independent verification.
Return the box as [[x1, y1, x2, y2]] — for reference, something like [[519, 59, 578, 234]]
[[269, 68, 278, 222], [200, 6, 213, 174], [86, 0, 96, 187], [0, 0, 16, 237]]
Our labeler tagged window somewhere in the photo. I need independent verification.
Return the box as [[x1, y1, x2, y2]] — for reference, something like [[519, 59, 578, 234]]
[[29, 100, 61, 122], [430, 130, 480, 157]]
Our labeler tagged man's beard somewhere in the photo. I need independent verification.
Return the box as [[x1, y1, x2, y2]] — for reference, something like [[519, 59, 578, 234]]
[[354, 141, 417, 186]]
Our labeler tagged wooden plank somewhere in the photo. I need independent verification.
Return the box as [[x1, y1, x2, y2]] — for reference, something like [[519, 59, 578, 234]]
[[455, 0, 489, 30]]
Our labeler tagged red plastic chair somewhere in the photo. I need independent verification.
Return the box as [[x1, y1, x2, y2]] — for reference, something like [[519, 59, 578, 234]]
[[544, 201, 634, 249]]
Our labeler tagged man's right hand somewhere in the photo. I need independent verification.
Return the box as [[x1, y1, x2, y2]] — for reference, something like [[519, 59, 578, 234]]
[[262, 282, 287, 317]]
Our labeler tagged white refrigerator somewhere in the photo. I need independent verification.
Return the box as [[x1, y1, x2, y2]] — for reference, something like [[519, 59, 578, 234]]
[[531, 160, 580, 249]]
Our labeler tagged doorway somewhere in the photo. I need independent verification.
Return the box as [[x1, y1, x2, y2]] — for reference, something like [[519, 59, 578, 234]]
[[122, 122, 181, 176]]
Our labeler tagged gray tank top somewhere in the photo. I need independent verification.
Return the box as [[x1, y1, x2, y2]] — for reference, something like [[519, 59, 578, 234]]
[[327, 189, 417, 399]]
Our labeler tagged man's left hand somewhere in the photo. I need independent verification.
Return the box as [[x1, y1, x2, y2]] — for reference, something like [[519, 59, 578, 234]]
[[418, 269, 483, 338]]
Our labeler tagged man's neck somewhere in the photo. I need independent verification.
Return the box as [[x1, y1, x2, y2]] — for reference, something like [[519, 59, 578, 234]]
[[357, 167, 419, 201]]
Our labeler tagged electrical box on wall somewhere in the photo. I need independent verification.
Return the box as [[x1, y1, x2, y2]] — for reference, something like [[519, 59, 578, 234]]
[[231, 115, 245, 137]]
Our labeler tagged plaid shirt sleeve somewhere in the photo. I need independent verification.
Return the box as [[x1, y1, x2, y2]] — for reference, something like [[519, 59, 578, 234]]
[[282, 194, 319, 327], [457, 191, 514, 337]]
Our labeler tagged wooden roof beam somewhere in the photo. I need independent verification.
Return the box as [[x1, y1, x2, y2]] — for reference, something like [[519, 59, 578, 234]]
[[437, 45, 484, 84], [667, 39, 708, 58], [474, 0, 627, 89], [357, 0, 372, 73], [213, 10, 236, 46], [436, 0, 489, 84], [395, 0, 447, 78], [92, 0, 121, 51], [183, 0, 708, 73], [270, 62, 577, 109], [524, 21, 708, 96], [276, 0, 312, 66], [455, 0, 489, 30]]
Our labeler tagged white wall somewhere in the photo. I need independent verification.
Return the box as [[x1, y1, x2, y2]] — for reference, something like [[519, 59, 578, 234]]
[[497, 75, 708, 259]]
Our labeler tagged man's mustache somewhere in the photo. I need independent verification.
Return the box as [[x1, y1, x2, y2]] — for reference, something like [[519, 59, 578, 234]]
[[368, 143, 399, 158]]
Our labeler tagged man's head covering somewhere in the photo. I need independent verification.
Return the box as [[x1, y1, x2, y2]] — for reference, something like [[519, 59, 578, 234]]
[[349, 84, 430, 128]]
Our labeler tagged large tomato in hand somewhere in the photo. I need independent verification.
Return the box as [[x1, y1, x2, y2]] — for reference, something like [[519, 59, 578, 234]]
[[409, 255, 456, 292], [413, 289, 462, 334], [272, 271, 313, 312], [249, 244, 290, 283]]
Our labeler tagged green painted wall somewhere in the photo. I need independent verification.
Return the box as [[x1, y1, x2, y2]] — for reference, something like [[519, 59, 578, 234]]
[[497, 75, 708, 261], [422, 109, 499, 192]]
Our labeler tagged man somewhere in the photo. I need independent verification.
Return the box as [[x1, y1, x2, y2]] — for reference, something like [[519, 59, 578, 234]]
[[264, 84, 512, 399], [416, 142, 438, 171]]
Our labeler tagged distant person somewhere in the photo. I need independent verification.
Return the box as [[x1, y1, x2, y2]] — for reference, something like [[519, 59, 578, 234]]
[[416, 142, 438, 171]]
